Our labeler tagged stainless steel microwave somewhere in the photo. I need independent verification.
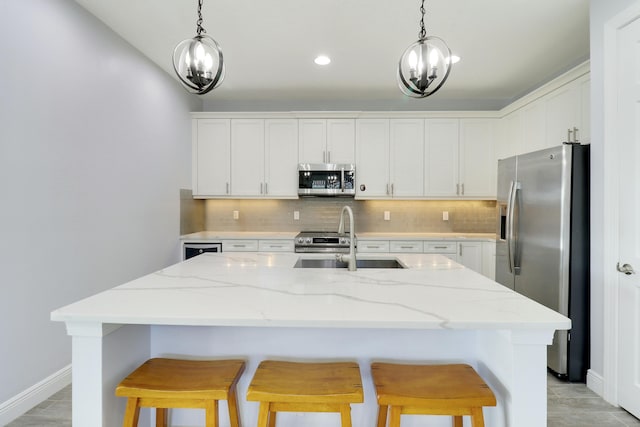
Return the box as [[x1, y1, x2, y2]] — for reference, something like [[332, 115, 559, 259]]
[[298, 163, 355, 196]]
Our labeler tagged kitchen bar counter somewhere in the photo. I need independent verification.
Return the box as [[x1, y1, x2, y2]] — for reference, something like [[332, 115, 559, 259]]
[[51, 253, 566, 427]]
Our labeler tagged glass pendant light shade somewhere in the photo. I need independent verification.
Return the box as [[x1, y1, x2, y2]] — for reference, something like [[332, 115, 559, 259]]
[[398, 36, 452, 98], [173, 34, 224, 95]]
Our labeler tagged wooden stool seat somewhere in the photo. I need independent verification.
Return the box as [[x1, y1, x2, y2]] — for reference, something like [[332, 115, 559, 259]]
[[246, 360, 363, 427], [115, 358, 245, 427], [371, 363, 496, 427]]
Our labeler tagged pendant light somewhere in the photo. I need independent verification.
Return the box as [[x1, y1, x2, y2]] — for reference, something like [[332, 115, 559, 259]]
[[398, 0, 452, 98], [172, 0, 224, 95]]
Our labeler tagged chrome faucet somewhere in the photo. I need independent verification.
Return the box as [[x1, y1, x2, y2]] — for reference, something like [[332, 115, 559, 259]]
[[336, 205, 356, 271]]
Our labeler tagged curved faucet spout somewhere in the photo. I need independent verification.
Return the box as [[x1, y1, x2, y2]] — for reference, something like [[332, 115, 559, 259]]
[[337, 206, 356, 271]]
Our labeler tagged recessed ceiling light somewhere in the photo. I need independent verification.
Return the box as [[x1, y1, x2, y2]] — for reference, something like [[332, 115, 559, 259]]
[[314, 55, 331, 65]]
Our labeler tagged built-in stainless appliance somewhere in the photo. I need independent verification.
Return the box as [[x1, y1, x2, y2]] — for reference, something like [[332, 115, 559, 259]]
[[496, 144, 589, 382], [183, 242, 222, 260], [294, 231, 356, 253], [298, 163, 355, 197]]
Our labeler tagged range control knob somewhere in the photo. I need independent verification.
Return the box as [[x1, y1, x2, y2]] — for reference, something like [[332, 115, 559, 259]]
[[296, 237, 304, 244], [305, 238, 312, 244], [340, 238, 349, 244]]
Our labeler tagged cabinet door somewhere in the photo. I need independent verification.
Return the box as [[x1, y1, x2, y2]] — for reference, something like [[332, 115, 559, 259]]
[[459, 119, 496, 198], [390, 119, 424, 197], [545, 80, 581, 147], [481, 241, 496, 280], [498, 111, 522, 160], [193, 119, 231, 197], [424, 119, 459, 197], [265, 119, 298, 197], [298, 119, 326, 163], [458, 241, 483, 273], [327, 119, 355, 164], [231, 119, 265, 196], [355, 119, 390, 198], [522, 101, 546, 153]]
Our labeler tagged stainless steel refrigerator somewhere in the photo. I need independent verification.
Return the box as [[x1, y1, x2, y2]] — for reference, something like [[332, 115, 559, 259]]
[[496, 144, 589, 382]]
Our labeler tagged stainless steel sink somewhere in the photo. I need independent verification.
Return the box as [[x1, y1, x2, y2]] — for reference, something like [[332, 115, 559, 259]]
[[294, 258, 406, 269]]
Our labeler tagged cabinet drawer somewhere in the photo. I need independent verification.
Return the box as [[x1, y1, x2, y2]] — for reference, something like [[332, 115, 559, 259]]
[[390, 240, 423, 253], [424, 242, 457, 253], [357, 240, 390, 253], [222, 240, 259, 252], [258, 240, 294, 252]]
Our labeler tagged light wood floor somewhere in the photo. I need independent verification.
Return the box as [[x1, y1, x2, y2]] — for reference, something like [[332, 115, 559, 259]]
[[6, 374, 640, 426]]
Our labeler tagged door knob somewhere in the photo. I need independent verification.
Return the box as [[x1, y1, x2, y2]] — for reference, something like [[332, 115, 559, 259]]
[[616, 262, 636, 275]]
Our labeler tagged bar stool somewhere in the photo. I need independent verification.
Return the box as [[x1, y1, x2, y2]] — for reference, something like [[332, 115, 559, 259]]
[[246, 360, 363, 427], [371, 362, 496, 427], [115, 358, 245, 427]]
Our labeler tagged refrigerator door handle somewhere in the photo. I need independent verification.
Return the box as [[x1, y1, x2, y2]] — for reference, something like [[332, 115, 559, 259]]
[[506, 181, 515, 273], [511, 182, 522, 275]]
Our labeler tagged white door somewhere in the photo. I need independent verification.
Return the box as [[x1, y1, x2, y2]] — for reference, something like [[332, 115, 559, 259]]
[[617, 17, 640, 419], [193, 119, 230, 197], [459, 119, 496, 198], [265, 119, 298, 197], [298, 119, 326, 163], [355, 119, 390, 198], [424, 119, 459, 197], [390, 119, 424, 197], [231, 119, 265, 196], [327, 119, 356, 164]]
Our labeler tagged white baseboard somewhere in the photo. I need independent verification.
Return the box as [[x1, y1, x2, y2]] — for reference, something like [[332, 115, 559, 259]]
[[587, 368, 605, 398], [0, 364, 72, 425]]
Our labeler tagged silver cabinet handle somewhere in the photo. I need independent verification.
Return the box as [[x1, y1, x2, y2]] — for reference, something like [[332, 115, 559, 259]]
[[567, 128, 573, 143], [367, 245, 380, 249], [233, 244, 246, 248], [573, 127, 579, 143], [456, 183, 460, 195], [400, 246, 414, 249], [433, 246, 447, 249], [391, 183, 394, 195], [461, 183, 464, 195], [327, 151, 331, 163], [617, 262, 636, 275], [386, 183, 390, 195], [265, 182, 268, 195], [260, 183, 263, 194], [226, 182, 229, 194]]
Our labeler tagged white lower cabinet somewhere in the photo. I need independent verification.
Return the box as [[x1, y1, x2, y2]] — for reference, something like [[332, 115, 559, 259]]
[[482, 241, 496, 280], [258, 240, 295, 252], [221, 240, 259, 252], [457, 241, 483, 274], [357, 240, 390, 253]]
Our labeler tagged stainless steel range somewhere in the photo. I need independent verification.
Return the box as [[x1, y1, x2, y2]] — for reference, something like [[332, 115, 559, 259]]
[[294, 231, 356, 253]]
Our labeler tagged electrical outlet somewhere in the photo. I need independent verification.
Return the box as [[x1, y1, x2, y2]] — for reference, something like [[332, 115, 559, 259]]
[[293, 211, 300, 220], [233, 210, 239, 220], [384, 211, 391, 221], [442, 211, 449, 221]]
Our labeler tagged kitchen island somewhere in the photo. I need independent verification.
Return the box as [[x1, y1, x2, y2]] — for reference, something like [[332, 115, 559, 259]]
[[51, 252, 569, 427]]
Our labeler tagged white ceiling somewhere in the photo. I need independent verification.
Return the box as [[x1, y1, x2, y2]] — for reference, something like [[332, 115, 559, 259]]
[[73, 0, 589, 111]]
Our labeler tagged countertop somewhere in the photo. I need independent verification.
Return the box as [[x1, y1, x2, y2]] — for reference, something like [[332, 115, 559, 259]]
[[180, 231, 496, 241], [51, 252, 568, 331]]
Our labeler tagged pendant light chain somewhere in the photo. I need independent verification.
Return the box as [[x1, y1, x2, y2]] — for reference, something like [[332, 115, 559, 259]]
[[196, 0, 206, 35], [418, 0, 426, 41]]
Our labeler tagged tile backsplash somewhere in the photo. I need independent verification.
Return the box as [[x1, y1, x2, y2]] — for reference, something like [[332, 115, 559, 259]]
[[202, 199, 496, 234]]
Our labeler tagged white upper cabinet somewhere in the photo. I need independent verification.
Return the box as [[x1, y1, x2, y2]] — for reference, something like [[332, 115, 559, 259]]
[[231, 119, 265, 197], [390, 119, 425, 197], [192, 118, 231, 197], [356, 119, 390, 198], [424, 119, 496, 198], [231, 119, 298, 198], [459, 119, 496, 198], [264, 119, 299, 197], [298, 119, 355, 164], [545, 79, 582, 146], [424, 119, 459, 197]]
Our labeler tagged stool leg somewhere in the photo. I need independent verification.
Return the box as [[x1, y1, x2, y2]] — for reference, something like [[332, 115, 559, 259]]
[[453, 415, 463, 427], [205, 400, 219, 427], [470, 407, 485, 427], [227, 387, 242, 427], [156, 408, 168, 427], [389, 406, 402, 427], [256, 402, 270, 427], [122, 398, 140, 427], [376, 405, 388, 427], [339, 404, 352, 427], [267, 409, 276, 427]]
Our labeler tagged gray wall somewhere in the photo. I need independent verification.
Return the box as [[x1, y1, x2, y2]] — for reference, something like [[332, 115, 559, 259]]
[[0, 0, 200, 407], [589, 0, 637, 386]]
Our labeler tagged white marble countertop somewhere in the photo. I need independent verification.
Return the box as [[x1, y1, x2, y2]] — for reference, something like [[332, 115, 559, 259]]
[[180, 231, 496, 241], [51, 252, 568, 331]]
